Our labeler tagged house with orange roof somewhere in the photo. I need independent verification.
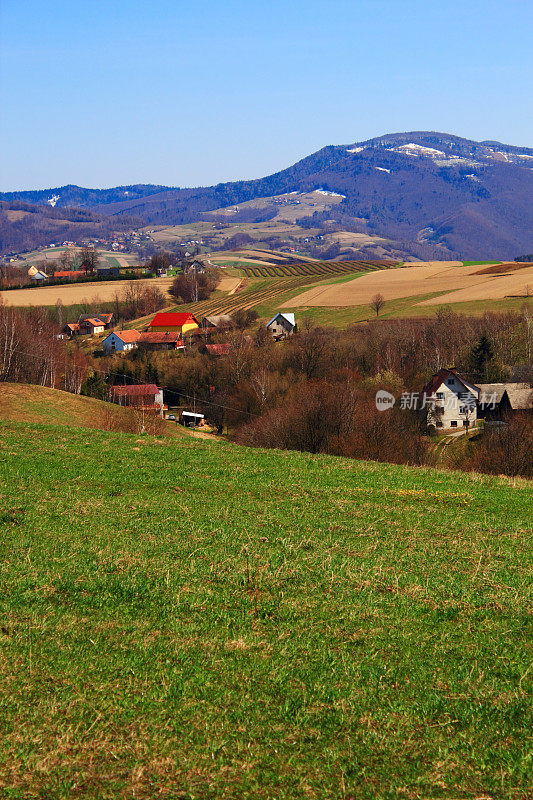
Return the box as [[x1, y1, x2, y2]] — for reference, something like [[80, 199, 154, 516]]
[[102, 330, 141, 353], [79, 317, 105, 335]]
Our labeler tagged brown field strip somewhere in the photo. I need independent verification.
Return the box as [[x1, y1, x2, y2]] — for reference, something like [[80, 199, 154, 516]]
[[474, 262, 533, 275], [0, 278, 175, 307], [282, 262, 533, 309]]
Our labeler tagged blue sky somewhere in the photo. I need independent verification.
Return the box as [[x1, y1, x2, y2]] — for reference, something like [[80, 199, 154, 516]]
[[1, 0, 532, 190]]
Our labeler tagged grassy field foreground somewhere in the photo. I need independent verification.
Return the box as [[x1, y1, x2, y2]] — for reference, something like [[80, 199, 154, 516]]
[[0, 417, 531, 799]]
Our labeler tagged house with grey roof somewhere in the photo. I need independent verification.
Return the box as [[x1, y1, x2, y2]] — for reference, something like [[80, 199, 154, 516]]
[[266, 312, 296, 340]]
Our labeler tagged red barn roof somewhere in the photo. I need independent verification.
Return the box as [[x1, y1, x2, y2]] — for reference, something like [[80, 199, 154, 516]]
[[111, 384, 160, 397], [53, 270, 85, 278], [205, 343, 232, 356], [139, 331, 184, 344], [148, 312, 199, 328]]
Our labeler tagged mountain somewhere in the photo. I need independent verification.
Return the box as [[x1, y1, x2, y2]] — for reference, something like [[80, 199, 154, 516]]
[[2, 132, 533, 259]]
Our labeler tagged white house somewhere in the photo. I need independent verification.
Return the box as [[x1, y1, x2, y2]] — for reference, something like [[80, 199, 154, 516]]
[[423, 368, 479, 430], [102, 330, 141, 353], [266, 312, 297, 340]]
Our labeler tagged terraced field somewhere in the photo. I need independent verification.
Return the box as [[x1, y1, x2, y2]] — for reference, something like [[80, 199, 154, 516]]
[[182, 277, 314, 317], [242, 259, 398, 278]]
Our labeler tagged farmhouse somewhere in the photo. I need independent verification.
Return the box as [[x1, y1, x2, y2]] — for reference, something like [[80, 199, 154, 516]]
[[29, 270, 48, 281], [266, 312, 297, 340], [200, 314, 234, 331], [423, 368, 479, 430], [79, 317, 105, 335], [138, 331, 185, 351], [61, 322, 80, 337], [102, 330, 140, 353], [110, 384, 165, 416], [148, 312, 200, 335]]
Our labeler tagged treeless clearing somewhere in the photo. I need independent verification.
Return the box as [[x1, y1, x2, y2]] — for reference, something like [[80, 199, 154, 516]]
[[0, 278, 174, 307], [281, 262, 533, 308]]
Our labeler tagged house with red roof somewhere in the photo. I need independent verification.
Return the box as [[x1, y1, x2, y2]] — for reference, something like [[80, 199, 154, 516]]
[[102, 330, 141, 353], [110, 384, 165, 416], [422, 368, 479, 431], [148, 312, 199, 335]]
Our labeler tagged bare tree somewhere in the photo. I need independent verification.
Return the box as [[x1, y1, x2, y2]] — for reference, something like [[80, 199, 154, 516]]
[[370, 293, 386, 317]]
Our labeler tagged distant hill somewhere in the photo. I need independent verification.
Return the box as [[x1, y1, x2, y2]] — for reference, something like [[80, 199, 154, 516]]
[[2, 132, 533, 259]]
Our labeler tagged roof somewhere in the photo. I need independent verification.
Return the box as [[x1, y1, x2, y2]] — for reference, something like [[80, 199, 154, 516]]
[[182, 411, 204, 418], [105, 330, 141, 343], [64, 323, 79, 332], [478, 383, 530, 405], [111, 384, 160, 397], [423, 368, 479, 398], [98, 313, 114, 324], [266, 312, 296, 328], [205, 343, 232, 356], [53, 270, 85, 278], [138, 332, 184, 344], [82, 317, 105, 327], [148, 312, 199, 328], [202, 315, 233, 326], [504, 387, 533, 410]]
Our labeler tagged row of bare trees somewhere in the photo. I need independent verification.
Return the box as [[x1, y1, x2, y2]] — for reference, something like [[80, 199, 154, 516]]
[[0, 301, 87, 391]]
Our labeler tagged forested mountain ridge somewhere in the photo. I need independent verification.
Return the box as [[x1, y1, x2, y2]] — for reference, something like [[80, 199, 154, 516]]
[[2, 132, 532, 259]]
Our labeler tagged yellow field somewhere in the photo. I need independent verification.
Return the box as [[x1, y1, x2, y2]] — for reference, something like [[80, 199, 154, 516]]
[[0, 278, 174, 307], [282, 262, 533, 308]]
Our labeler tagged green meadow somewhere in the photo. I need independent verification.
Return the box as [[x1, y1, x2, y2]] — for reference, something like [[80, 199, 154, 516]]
[[0, 411, 531, 799]]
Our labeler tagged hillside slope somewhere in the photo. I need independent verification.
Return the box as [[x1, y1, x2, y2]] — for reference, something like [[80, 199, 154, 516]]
[[0, 415, 531, 798], [4, 132, 533, 259], [0, 383, 185, 437]]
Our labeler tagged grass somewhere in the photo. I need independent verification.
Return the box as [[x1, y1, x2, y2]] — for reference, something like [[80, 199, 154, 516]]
[[0, 395, 531, 799], [462, 261, 500, 267], [279, 295, 533, 328], [0, 383, 188, 438]]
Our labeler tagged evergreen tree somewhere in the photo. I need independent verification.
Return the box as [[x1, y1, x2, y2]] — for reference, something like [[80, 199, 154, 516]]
[[469, 334, 494, 381]]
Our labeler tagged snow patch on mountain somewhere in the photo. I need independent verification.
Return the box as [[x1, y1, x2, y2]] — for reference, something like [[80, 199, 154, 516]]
[[47, 195, 60, 207], [315, 189, 346, 198], [375, 167, 391, 173]]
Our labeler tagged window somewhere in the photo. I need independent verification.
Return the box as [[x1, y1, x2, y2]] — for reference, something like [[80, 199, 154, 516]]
[[450, 420, 457, 427], [447, 379, 454, 386], [459, 405, 466, 413], [436, 421, 443, 427], [436, 392, 444, 400]]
